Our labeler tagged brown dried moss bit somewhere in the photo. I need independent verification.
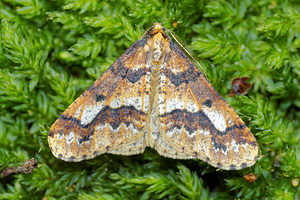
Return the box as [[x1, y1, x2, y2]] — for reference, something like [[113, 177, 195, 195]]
[[244, 173, 258, 182], [1, 158, 38, 177], [229, 77, 253, 97]]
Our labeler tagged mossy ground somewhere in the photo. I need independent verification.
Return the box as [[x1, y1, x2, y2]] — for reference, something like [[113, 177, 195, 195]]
[[0, 0, 299, 199]]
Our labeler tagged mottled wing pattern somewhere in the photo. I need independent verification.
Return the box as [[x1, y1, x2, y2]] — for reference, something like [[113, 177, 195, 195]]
[[49, 23, 259, 170], [154, 41, 259, 170], [48, 38, 151, 161]]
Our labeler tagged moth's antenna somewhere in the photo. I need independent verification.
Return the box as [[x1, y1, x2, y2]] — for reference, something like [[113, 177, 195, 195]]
[[165, 28, 208, 78]]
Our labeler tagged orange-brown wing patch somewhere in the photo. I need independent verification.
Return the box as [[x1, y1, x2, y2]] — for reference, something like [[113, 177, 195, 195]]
[[48, 38, 152, 161]]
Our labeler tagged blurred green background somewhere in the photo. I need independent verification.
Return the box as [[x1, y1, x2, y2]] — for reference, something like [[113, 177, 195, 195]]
[[0, 0, 299, 199]]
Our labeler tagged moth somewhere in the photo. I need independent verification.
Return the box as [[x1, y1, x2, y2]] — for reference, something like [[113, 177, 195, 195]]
[[48, 23, 259, 170]]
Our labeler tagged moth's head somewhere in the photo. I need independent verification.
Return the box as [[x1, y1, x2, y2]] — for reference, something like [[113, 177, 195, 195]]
[[151, 23, 167, 37]]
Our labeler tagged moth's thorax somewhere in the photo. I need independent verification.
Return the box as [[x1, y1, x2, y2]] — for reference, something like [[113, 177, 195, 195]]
[[148, 34, 170, 66], [151, 34, 163, 63]]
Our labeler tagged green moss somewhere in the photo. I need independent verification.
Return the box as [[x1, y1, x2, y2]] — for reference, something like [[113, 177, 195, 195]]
[[0, 0, 299, 199]]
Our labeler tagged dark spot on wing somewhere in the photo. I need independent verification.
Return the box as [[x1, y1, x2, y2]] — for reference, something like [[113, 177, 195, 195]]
[[126, 68, 149, 83], [48, 130, 54, 137], [202, 99, 212, 107], [163, 67, 201, 87], [96, 95, 106, 102], [217, 162, 223, 169], [109, 59, 150, 84], [69, 156, 75, 162], [82, 155, 87, 160], [229, 164, 236, 170], [241, 163, 248, 169]]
